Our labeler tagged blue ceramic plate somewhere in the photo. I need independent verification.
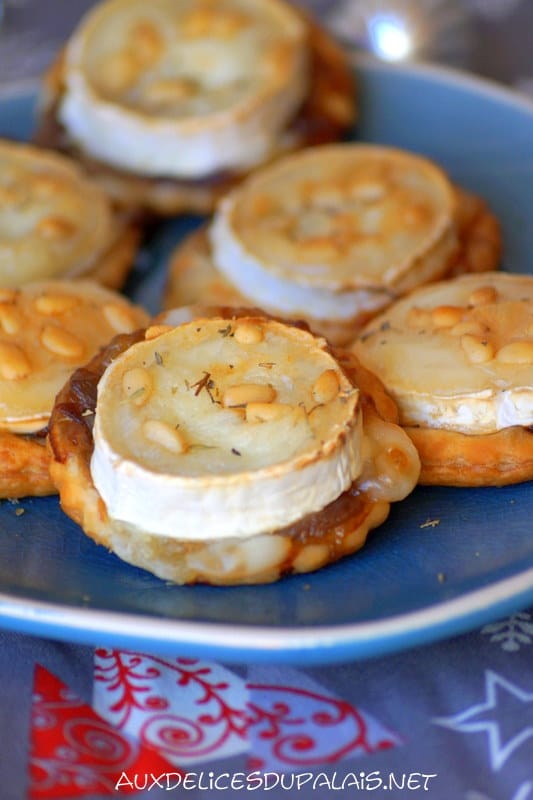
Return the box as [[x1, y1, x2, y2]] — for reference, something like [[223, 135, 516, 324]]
[[0, 58, 532, 666]]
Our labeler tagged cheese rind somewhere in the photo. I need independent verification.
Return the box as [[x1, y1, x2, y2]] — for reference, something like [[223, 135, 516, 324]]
[[59, 0, 310, 177], [91, 317, 364, 539]]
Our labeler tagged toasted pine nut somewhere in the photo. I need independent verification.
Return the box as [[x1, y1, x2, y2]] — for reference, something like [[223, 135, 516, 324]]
[[234, 322, 264, 344], [143, 420, 188, 454], [101, 51, 139, 93], [431, 305, 464, 328], [145, 78, 196, 103], [495, 341, 533, 364], [312, 369, 340, 404], [223, 383, 276, 407], [36, 216, 75, 239], [0, 289, 17, 304], [450, 320, 487, 337], [0, 305, 21, 335], [468, 285, 498, 306], [0, 184, 18, 204], [103, 303, 137, 334], [122, 367, 152, 406], [246, 402, 292, 423], [35, 294, 78, 315], [0, 342, 31, 379], [32, 175, 63, 196], [41, 325, 84, 358], [407, 306, 433, 329], [460, 334, 495, 364], [145, 324, 174, 340], [132, 21, 163, 65], [403, 202, 430, 227]]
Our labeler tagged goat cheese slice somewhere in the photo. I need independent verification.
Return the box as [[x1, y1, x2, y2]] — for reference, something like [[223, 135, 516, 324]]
[[60, 0, 310, 178], [91, 317, 363, 540]]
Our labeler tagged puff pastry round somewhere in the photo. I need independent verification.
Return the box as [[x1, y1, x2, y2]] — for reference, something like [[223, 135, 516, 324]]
[[353, 271, 533, 486], [35, 0, 356, 214], [164, 144, 502, 344], [0, 280, 149, 497], [48, 310, 420, 585], [0, 139, 139, 289]]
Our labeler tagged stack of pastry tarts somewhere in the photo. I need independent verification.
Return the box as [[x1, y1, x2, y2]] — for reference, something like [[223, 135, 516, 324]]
[[1, 0, 524, 587]]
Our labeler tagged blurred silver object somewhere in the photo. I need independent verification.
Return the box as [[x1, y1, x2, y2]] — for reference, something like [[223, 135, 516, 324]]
[[318, 0, 472, 66]]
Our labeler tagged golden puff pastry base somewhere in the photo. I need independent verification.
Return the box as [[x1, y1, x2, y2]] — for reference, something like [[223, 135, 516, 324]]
[[406, 424, 533, 487], [47, 316, 410, 585], [34, 13, 356, 216], [0, 431, 54, 498], [163, 186, 502, 348]]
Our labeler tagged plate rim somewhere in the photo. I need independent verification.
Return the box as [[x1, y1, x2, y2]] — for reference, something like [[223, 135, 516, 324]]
[[1, 568, 532, 664]]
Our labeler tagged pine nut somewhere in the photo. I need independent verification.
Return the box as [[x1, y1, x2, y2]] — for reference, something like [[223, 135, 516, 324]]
[[132, 21, 163, 65], [349, 181, 385, 203], [234, 322, 264, 344], [495, 341, 533, 364], [36, 216, 75, 239], [431, 305, 464, 328], [41, 325, 84, 358], [142, 420, 188, 454], [0, 184, 17, 203], [468, 285, 498, 306], [312, 369, 340, 404], [0, 289, 17, 304], [32, 175, 63, 196], [101, 51, 139, 93], [145, 78, 196, 103], [407, 307, 433, 329], [246, 402, 292, 423], [35, 294, 78, 315], [450, 320, 487, 337], [103, 303, 137, 334], [145, 324, 174, 340], [122, 367, 152, 406], [0, 342, 31, 379], [223, 383, 276, 407], [460, 334, 495, 364], [0, 305, 21, 335]]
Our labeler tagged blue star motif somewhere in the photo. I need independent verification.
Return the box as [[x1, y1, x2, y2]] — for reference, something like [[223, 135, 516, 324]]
[[433, 670, 533, 771]]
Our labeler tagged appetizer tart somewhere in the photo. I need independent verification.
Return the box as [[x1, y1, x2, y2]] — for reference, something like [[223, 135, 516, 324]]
[[353, 272, 533, 486], [164, 143, 502, 345], [0, 139, 140, 290], [35, 0, 356, 215], [48, 311, 420, 585], [0, 280, 148, 498]]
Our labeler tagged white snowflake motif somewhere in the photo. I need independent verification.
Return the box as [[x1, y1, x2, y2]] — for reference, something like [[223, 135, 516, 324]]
[[481, 612, 533, 652]]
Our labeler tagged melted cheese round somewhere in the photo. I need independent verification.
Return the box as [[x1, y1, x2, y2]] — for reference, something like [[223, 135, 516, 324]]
[[0, 281, 149, 433], [209, 144, 458, 320], [59, 0, 310, 178], [0, 140, 116, 287], [91, 317, 363, 540], [354, 272, 533, 434]]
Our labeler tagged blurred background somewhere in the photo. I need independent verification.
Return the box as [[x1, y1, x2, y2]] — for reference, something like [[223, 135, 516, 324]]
[[0, 0, 532, 96]]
